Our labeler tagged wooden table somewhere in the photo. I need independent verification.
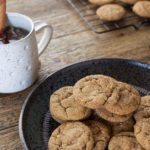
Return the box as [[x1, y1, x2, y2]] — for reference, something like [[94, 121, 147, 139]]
[[0, 0, 150, 149]]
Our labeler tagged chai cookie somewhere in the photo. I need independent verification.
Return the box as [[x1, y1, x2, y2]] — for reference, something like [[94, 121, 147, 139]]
[[104, 81, 141, 115], [120, 0, 142, 5], [134, 95, 150, 121], [96, 108, 132, 123], [108, 132, 144, 150], [89, 0, 114, 5], [50, 86, 92, 122], [96, 4, 126, 21], [134, 118, 150, 150], [133, 1, 150, 18], [48, 121, 94, 150], [84, 120, 110, 150], [73, 75, 117, 109], [111, 118, 135, 136]]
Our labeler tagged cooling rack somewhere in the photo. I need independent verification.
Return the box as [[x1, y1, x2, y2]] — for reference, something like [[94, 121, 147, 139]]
[[67, 0, 150, 34]]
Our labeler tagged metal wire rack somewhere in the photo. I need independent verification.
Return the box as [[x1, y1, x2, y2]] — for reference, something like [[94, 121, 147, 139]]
[[66, 0, 150, 34]]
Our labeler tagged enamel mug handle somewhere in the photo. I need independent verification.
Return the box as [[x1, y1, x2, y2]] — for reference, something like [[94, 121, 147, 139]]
[[34, 20, 53, 56]]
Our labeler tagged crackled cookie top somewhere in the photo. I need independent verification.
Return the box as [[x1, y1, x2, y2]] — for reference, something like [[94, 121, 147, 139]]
[[84, 120, 110, 150], [104, 82, 141, 115], [134, 118, 150, 150], [96, 108, 132, 123], [48, 122, 94, 150], [134, 95, 150, 121], [73, 75, 117, 109], [111, 118, 135, 136], [108, 132, 144, 150], [50, 86, 91, 122]]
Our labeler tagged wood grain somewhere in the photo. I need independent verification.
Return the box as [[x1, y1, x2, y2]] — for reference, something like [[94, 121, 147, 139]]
[[1, 0, 150, 149]]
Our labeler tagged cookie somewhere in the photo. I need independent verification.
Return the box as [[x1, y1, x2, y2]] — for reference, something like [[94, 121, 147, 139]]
[[111, 118, 135, 136], [134, 118, 150, 150], [51, 110, 64, 123], [139, 95, 150, 107], [133, 1, 150, 18], [120, 0, 142, 5], [50, 86, 92, 122], [96, 108, 132, 123], [96, 4, 126, 21], [134, 96, 150, 121], [48, 121, 94, 150], [89, 0, 114, 5], [104, 81, 141, 115], [73, 75, 117, 109], [84, 120, 110, 150], [108, 132, 144, 150]]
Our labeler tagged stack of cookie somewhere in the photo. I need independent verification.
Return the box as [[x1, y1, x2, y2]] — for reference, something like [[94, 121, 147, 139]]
[[88, 0, 150, 21], [48, 74, 150, 150]]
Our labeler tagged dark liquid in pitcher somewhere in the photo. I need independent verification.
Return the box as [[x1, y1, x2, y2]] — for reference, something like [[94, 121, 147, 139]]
[[0, 26, 29, 44]]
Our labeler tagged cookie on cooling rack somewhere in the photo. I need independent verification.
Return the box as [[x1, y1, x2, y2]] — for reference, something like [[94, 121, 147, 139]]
[[133, 1, 150, 18], [89, 0, 114, 5], [96, 4, 126, 21]]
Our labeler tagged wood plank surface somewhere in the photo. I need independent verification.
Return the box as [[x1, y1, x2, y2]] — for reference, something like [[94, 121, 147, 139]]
[[1, 0, 150, 149]]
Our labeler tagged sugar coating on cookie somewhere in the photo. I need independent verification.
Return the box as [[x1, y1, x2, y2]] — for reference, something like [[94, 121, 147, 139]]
[[111, 118, 135, 136], [96, 108, 132, 123], [48, 121, 94, 150], [109, 132, 144, 150], [133, 1, 150, 18], [50, 86, 91, 122], [104, 81, 141, 115], [134, 118, 150, 150], [89, 0, 114, 5], [84, 120, 110, 150], [134, 95, 150, 121], [73, 75, 117, 109], [96, 4, 126, 21]]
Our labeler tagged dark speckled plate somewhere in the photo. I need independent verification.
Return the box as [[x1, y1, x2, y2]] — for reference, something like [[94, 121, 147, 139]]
[[19, 58, 150, 150]]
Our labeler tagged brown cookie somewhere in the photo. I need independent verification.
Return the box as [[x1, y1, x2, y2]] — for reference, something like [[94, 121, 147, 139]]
[[104, 81, 141, 115], [111, 118, 135, 136], [73, 75, 117, 109], [89, 0, 114, 5], [96, 108, 132, 123], [108, 132, 144, 150], [84, 120, 110, 150], [120, 0, 142, 5], [134, 95, 150, 121], [96, 4, 126, 21], [140, 95, 150, 107], [133, 1, 150, 18], [48, 121, 94, 150], [134, 118, 150, 150], [50, 86, 92, 122]]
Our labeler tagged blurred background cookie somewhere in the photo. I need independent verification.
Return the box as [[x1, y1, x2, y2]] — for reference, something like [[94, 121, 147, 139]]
[[89, 0, 114, 5], [119, 0, 142, 5], [133, 1, 150, 18], [96, 4, 126, 21]]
